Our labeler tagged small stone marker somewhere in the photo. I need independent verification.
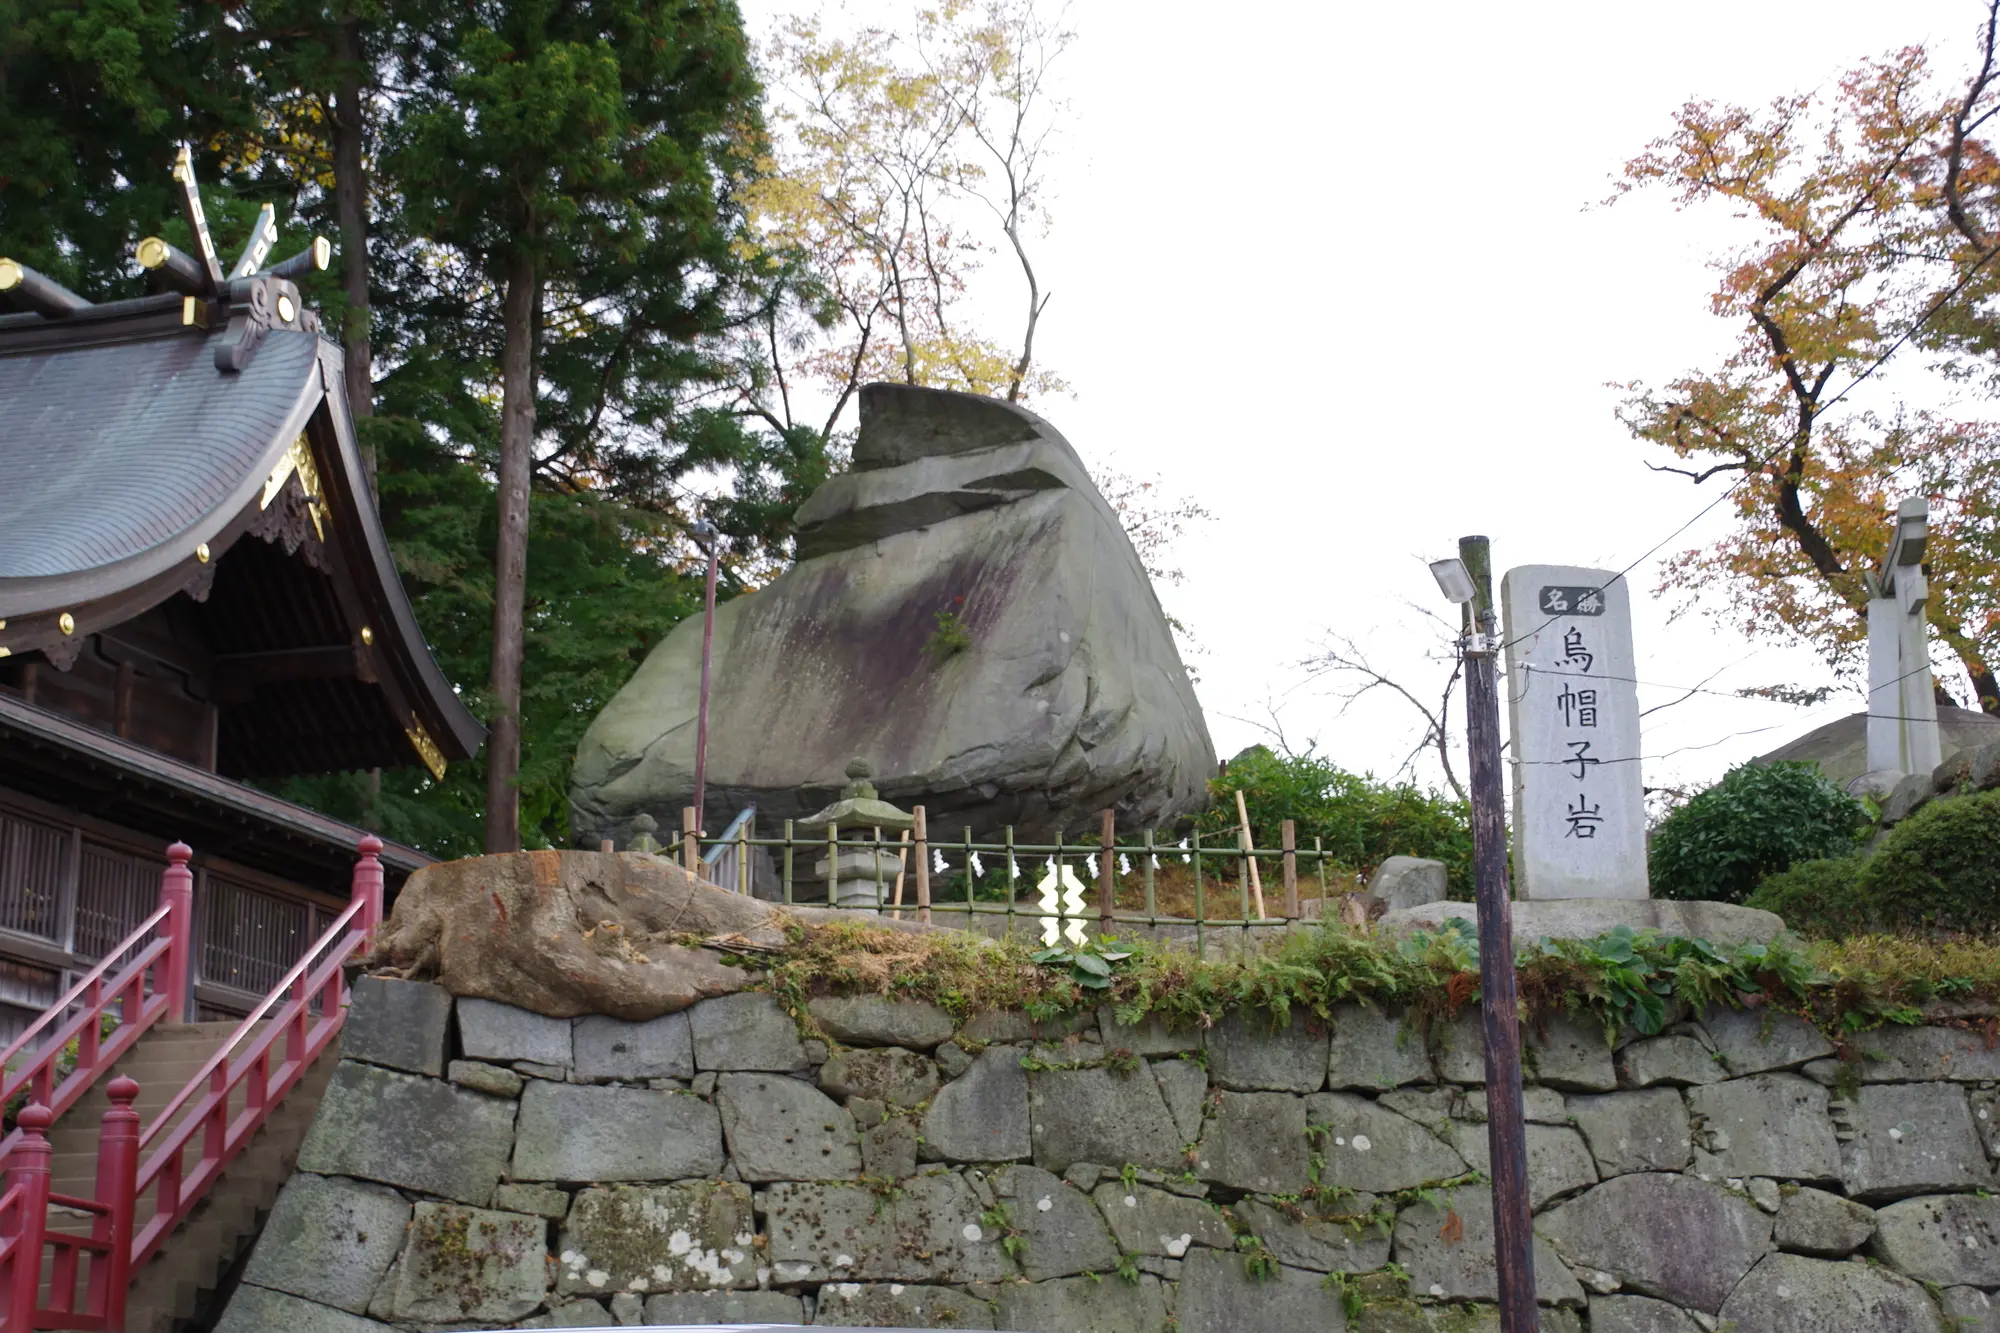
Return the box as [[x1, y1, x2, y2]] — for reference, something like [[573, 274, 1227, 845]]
[[1501, 565, 1647, 900]]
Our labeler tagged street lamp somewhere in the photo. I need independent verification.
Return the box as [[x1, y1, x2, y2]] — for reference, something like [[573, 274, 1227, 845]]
[[1438, 535, 1537, 1333], [690, 518, 721, 842]]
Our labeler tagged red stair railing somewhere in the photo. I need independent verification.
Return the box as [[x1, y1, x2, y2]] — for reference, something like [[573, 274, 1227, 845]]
[[0, 848, 194, 1160], [0, 836, 384, 1333], [128, 835, 381, 1268]]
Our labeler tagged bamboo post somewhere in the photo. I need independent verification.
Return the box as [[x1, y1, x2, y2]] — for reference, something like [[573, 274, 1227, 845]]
[[782, 819, 795, 904], [1142, 828, 1157, 923], [1097, 810, 1116, 936], [1234, 789, 1267, 920], [1282, 819, 1298, 919], [682, 807, 700, 877], [826, 822, 839, 907], [738, 815, 751, 896], [598, 839, 614, 854], [890, 829, 911, 919], [914, 807, 931, 925]]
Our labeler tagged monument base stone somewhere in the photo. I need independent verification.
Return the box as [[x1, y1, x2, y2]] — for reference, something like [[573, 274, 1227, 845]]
[[1379, 898, 1786, 948]]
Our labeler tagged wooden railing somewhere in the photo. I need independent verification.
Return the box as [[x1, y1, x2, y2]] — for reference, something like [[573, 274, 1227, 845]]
[[0, 845, 193, 1161], [0, 836, 383, 1333]]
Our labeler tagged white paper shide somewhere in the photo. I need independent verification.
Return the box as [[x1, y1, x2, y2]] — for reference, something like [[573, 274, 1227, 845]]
[[1501, 565, 1648, 900]]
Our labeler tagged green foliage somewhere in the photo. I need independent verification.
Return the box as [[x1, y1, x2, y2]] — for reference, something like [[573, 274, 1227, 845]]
[[1520, 925, 1814, 1040], [1650, 761, 1868, 903], [1201, 746, 1473, 895], [1745, 857, 1875, 939], [924, 606, 972, 660], [1856, 788, 2000, 932], [1029, 943, 1133, 992]]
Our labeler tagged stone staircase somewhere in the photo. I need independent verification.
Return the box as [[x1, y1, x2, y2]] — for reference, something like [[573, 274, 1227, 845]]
[[43, 1022, 337, 1333]]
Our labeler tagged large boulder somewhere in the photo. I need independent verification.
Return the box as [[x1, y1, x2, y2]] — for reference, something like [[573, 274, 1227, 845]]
[[366, 849, 938, 1020], [570, 383, 1215, 845]]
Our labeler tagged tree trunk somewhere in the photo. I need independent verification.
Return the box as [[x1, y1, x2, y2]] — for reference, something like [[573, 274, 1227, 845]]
[[484, 254, 538, 854], [331, 16, 374, 490]]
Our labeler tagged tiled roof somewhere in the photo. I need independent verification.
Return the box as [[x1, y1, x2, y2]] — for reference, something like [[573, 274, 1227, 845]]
[[0, 324, 316, 580]]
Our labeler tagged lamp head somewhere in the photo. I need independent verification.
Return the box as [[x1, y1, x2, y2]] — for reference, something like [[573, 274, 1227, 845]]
[[1430, 557, 1476, 605]]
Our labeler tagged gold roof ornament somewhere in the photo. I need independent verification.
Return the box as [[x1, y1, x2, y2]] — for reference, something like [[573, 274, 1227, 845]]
[[261, 435, 325, 538], [404, 721, 447, 781]]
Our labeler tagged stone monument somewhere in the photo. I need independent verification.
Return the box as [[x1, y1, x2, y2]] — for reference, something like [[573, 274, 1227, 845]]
[[796, 759, 915, 911], [1500, 566, 1647, 900], [570, 383, 1215, 849], [1864, 497, 1942, 787]]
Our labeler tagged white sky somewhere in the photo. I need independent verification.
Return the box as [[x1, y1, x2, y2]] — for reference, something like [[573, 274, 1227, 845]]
[[738, 0, 1991, 801]]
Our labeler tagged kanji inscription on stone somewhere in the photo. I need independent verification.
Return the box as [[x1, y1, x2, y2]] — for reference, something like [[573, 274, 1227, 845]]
[[1501, 565, 1648, 900]]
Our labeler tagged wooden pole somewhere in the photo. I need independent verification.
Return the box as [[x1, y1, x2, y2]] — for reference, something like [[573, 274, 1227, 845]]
[[1233, 789, 1267, 920], [1460, 533, 1536, 1332], [1098, 810, 1116, 936], [1281, 819, 1298, 919], [914, 807, 931, 925], [682, 807, 700, 877], [891, 829, 911, 919]]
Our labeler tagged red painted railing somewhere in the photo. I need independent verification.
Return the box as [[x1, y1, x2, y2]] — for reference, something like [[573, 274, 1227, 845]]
[[0, 847, 194, 1160], [0, 836, 383, 1333]]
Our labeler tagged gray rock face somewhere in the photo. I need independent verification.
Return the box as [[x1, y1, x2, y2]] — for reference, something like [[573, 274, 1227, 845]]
[[1538, 1173, 1772, 1313], [1525, 1014, 1616, 1092], [1703, 1009, 1834, 1076], [1390, 1185, 1583, 1306], [1687, 1074, 1840, 1182], [511, 1080, 724, 1182], [1368, 856, 1447, 910], [1174, 1247, 1353, 1333], [1380, 898, 1785, 948], [1327, 1005, 1434, 1091], [641, 1291, 805, 1325], [449, 1060, 524, 1098], [1775, 1185, 1877, 1256], [242, 1174, 410, 1313], [1840, 1082, 1995, 1200], [1091, 1182, 1233, 1257], [687, 993, 806, 1072], [215, 1284, 393, 1333], [492, 1183, 569, 1220], [813, 1283, 997, 1328], [1194, 1091, 1309, 1194], [1858, 1025, 2000, 1082], [1616, 1034, 1722, 1088], [1586, 1295, 1705, 1333], [1941, 1286, 2000, 1333], [458, 997, 573, 1068], [1305, 1092, 1468, 1193], [1206, 1010, 1328, 1093], [570, 383, 1215, 845], [763, 1176, 1014, 1283], [343, 976, 452, 1076], [1234, 1196, 1392, 1273], [807, 996, 955, 1049], [1567, 1089, 1691, 1176], [1449, 1122, 1598, 1210], [993, 1273, 1170, 1333], [992, 1165, 1120, 1280], [714, 1072, 860, 1181], [297, 1061, 516, 1206], [1029, 1066, 1185, 1173], [922, 1046, 1031, 1163], [572, 1012, 693, 1081], [1099, 1007, 1202, 1056], [556, 1182, 757, 1294], [1717, 1252, 1941, 1333], [817, 1047, 938, 1107], [389, 1203, 548, 1323], [1870, 1193, 2000, 1285], [1152, 1058, 1208, 1142]]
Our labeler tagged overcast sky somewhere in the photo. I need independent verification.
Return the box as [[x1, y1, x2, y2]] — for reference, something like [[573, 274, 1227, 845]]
[[739, 0, 1990, 800]]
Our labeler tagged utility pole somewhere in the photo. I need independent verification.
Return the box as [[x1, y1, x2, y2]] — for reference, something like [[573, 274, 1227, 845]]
[[690, 519, 721, 840], [1436, 534, 1536, 1329]]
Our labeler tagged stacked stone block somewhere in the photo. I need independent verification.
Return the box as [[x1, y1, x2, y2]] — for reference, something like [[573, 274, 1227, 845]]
[[215, 977, 2000, 1332]]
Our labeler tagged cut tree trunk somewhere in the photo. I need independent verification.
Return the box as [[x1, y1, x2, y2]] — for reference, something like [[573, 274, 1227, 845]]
[[484, 253, 538, 854]]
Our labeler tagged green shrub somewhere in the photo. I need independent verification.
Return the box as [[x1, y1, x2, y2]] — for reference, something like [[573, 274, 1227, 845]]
[[1745, 857, 1874, 938], [1200, 747, 1473, 896], [1856, 787, 2000, 932], [1650, 761, 1868, 903]]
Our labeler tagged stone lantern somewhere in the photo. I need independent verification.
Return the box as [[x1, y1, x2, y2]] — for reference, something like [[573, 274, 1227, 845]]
[[797, 759, 914, 911]]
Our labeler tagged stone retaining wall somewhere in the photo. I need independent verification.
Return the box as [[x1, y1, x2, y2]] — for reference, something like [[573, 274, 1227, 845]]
[[214, 978, 2000, 1332]]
